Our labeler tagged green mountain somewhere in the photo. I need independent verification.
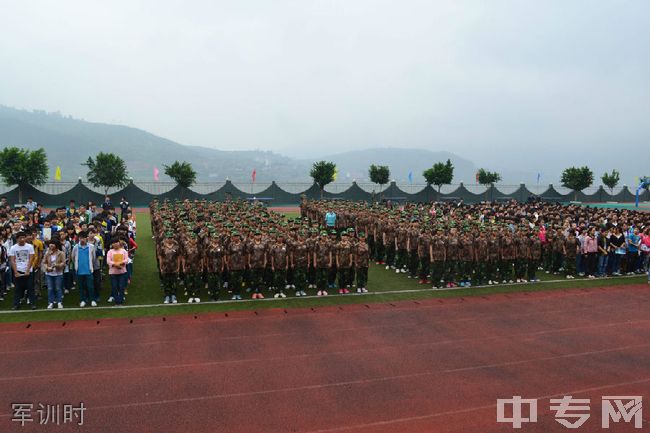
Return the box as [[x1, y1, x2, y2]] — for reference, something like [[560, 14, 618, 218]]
[[0, 105, 309, 182], [0, 105, 482, 186]]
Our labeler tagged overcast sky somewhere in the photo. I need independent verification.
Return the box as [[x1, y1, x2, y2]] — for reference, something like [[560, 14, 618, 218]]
[[1, 0, 648, 167]]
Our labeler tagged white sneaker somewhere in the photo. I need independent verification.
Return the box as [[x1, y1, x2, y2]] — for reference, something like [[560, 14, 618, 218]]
[[274, 293, 280, 298], [231, 295, 237, 300], [91, 301, 97, 307], [57, 302, 63, 309], [80, 301, 86, 308], [195, 298, 201, 303], [361, 288, 368, 293], [164, 296, 170, 304], [357, 288, 362, 293], [385, 265, 390, 270], [395, 269, 400, 274], [172, 296, 178, 304], [322, 290, 328, 296], [107, 296, 114, 303], [47, 303, 53, 309], [279, 292, 286, 298], [317, 291, 323, 296]]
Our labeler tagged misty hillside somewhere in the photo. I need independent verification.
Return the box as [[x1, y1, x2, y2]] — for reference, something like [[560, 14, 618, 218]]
[[0, 106, 309, 182], [0, 106, 484, 185]]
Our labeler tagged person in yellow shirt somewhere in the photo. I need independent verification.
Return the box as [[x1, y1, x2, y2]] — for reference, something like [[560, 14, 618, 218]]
[[28, 228, 44, 299]]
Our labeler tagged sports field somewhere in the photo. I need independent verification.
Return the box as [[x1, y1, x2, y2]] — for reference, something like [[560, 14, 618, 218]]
[[0, 210, 647, 323], [0, 283, 648, 432]]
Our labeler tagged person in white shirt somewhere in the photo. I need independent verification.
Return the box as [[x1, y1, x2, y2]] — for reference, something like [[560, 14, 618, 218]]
[[9, 232, 35, 310]]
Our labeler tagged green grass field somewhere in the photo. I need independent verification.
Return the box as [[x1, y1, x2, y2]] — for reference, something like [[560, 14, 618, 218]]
[[0, 212, 647, 323]]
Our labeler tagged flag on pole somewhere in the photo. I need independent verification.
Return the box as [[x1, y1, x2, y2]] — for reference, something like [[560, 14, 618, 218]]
[[333, 168, 338, 181], [536, 173, 541, 184], [475, 171, 480, 183], [252, 169, 257, 183], [153, 167, 160, 181], [408, 171, 413, 184], [54, 166, 62, 181]]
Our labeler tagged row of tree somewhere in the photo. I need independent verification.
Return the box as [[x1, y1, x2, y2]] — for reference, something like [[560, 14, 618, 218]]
[[310, 160, 628, 201], [0, 146, 642, 203], [0, 147, 197, 202]]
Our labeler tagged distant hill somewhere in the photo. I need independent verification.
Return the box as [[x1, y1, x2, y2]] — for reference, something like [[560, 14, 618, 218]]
[[0, 105, 482, 186], [0, 105, 310, 182]]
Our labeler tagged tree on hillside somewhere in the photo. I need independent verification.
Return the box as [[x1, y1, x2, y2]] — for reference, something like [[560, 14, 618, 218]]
[[164, 161, 197, 188], [310, 161, 336, 198], [561, 166, 593, 201], [601, 169, 620, 193], [477, 168, 502, 201], [83, 152, 129, 195], [0, 147, 48, 203], [368, 164, 390, 199], [423, 159, 454, 200]]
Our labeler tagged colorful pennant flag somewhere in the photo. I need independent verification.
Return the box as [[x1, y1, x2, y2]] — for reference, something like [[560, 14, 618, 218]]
[[153, 167, 160, 181], [54, 166, 61, 181], [252, 169, 257, 183], [408, 171, 413, 184]]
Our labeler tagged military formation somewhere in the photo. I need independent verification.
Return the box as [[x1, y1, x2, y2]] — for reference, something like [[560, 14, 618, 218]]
[[151, 199, 370, 303], [302, 198, 650, 288], [152, 198, 650, 303]]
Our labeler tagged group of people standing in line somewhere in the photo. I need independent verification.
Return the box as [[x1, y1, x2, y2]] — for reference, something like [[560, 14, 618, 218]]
[[0, 195, 137, 310], [153, 197, 649, 304], [301, 199, 650, 288]]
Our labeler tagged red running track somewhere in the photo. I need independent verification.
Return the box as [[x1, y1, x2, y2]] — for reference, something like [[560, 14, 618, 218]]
[[0, 284, 649, 433]]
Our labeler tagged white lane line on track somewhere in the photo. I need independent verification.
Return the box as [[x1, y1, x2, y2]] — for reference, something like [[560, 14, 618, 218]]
[[1, 345, 648, 418], [0, 274, 645, 316]]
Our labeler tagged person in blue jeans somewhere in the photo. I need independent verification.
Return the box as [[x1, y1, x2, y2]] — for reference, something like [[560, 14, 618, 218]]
[[43, 240, 65, 309], [72, 232, 97, 307], [107, 238, 129, 305]]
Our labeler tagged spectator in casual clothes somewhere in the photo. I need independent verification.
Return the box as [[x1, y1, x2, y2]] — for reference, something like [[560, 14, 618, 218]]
[[43, 239, 65, 309], [72, 231, 97, 307], [9, 232, 35, 310], [107, 238, 128, 305]]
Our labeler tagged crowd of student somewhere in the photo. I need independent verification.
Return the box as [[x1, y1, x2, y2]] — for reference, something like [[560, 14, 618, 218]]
[[302, 199, 650, 288], [0, 196, 137, 310], [152, 197, 649, 304], [152, 199, 370, 303]]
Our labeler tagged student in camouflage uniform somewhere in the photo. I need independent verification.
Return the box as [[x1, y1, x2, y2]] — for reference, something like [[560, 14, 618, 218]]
[[486, 229, 500, 285], [474, 229, 489, 286], [270, 232, 289, 298], [314, 230, 332, 296], [564, 231, 578, 278], [227, 232, 246, 300], [248, 230, 268, 299], [395, 222, 409, 274], [205, 231, 225, 301], [416, 226, 432, 284], [500, 231, 515, 283], [158, 231, 180, 304], [527, 230, 542, 282], [430, 227, 447, 289], [355, 231, 370, 293], [336, 230, 354, 294], [445, 228, 460, 287], [514, 230, 529, 283], [291, 230, 310, 296], [183, 233, 203, 303]]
